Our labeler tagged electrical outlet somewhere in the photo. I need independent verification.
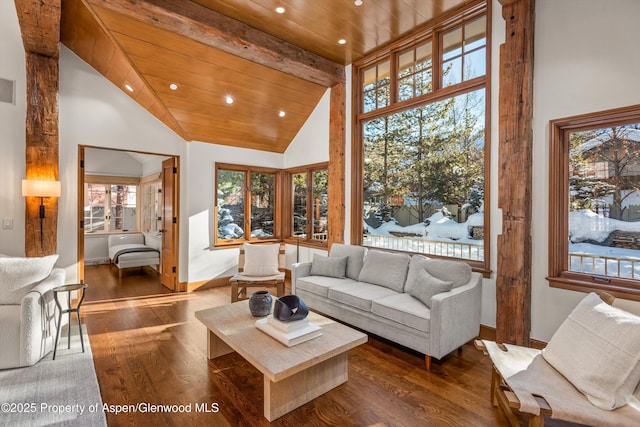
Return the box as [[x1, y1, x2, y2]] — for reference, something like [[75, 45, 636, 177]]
[[2, 218, 13, 229]]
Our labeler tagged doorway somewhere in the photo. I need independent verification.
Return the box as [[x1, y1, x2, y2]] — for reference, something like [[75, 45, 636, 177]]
[[77, 146, 180, 291]]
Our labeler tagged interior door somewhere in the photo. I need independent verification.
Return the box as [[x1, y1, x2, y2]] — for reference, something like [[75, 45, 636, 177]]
[[161, 157, 178, 290], [77, 147, 85, 283]]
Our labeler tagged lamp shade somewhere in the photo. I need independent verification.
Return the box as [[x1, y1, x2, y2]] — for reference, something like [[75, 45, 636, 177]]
[[22, 179, 61, 197]]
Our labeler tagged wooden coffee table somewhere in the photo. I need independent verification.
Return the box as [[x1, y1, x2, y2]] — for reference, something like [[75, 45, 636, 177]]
[[195, 301, 367, 421]]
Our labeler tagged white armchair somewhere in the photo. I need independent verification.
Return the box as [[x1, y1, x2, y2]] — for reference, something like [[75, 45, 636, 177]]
[[0, 255, 67, 369]]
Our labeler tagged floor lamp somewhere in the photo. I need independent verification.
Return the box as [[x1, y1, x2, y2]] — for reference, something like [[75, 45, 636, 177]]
[[22, 179, 61, 250]]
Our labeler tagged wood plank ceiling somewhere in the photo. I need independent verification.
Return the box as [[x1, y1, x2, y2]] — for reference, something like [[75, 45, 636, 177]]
[[60, 0, 471, 153]]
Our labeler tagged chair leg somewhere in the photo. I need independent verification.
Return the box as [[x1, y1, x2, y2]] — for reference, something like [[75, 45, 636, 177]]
[[425, 355, 431, 370], [67, 311, 71, 349], [231, 281, 239, 303], [277, 281, 285, 297], [77, 309, 85, 353], [53, 310, 62, 360]]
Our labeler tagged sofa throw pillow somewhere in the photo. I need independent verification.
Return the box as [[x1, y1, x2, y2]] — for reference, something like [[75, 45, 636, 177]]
[[329, 244, 367, 280], [542, 292, 640, 410], [310, 254, 347, 278], [357, 250, 410, 292], [405, 255, 430, 293], [407, 268, 453, 308], [242, 243, 280, 276], [423, 259, 472, 288], [0, 254, 59, 304]]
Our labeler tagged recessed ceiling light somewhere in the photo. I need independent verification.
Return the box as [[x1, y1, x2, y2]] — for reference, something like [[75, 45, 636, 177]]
[[354, 0, 363, 6], [278, 111, 286, 117], [338, 39, 347, 45], [169, 83, 178, 90], [275, 6, 285, 14], [124, 84, 134, 92], [225, 96, 234, 105]]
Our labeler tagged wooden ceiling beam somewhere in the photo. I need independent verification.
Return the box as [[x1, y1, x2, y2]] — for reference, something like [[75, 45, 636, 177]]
[[85, 0, 345, 88], [14, 0, 61, 58]]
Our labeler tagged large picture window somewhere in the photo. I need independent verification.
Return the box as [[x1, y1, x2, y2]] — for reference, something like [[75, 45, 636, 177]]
[[549, 105, 640, 299], [215, 164, 279, 245], [353, 1, 489, 271]]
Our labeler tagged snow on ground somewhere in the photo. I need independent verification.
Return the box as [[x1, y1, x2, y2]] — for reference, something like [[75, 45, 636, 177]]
[[365, 208, 640, 274], [368, 211, 480, 243], [569, 208, 640, 242]]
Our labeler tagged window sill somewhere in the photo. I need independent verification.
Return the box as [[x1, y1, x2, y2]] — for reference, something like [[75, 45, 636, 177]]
[[547, 275, 640, 302], [283, 238, 328, 250]]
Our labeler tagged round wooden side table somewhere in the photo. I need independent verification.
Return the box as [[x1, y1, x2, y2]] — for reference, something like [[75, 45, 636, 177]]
[[52, 283, 88, 360]]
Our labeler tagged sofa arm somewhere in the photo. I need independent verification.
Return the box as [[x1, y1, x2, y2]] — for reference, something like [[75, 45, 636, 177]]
[[291, 262, 312, 294], [429, 272, 482, 359], [21, 268, 66, 366]]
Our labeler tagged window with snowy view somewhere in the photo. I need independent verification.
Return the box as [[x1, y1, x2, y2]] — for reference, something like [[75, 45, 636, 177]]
[[549, 106, 640, 297], [354, 4, 488, 266], [215, 164, 278, 245]]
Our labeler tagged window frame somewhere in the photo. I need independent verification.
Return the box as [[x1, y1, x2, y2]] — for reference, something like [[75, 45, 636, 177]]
[[283, 162, 329, 249], [548, 104, 640, 301], [351, 0, 491, 275], [214, 163, 282, 247], [84, 175, 140, 234], [140, 173, 162, 233]]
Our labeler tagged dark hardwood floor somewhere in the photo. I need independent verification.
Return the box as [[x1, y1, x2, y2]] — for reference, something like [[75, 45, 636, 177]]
[[81, 264, 521, 426]]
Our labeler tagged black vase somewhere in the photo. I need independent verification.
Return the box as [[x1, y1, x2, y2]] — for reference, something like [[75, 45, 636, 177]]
[[249, 291, 272, 317]]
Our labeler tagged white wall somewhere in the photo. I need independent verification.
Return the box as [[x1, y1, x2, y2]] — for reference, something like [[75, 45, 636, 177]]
[[184, 141, 283, 283], [58, 46, 188, 282], [283, 88, 330, 168], [84, 148, 143, 176], [529, 0, 640, 339], [0, 1, 26, 256]]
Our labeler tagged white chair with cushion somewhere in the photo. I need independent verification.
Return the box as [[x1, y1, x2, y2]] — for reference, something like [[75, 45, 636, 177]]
[[230, 243, 285, 302], [0, 254, 67, 369], [476, 292, 640, 426]]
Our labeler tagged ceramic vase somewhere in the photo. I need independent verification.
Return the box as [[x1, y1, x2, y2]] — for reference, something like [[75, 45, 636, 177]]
[[249, 291, 272, 317]]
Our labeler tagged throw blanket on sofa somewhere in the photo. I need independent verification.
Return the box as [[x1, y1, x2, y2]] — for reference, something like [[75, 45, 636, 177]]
[[111, 246, 160, 264]]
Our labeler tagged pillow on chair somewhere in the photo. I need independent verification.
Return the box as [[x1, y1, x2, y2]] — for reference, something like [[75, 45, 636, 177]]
[[0, 254, 59, 304], [542, 292, 640, 410], [242, 243, 280, 276]]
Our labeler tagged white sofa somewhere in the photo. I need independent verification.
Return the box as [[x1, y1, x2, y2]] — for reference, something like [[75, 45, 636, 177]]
[[0, 254, 67, 369], [292, 244, 482, 369]]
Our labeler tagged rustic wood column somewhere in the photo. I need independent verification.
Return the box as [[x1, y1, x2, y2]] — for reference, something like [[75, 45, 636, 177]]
[[496, 0, 535, 345], [15, 0, 61, 256], [328, 82, 346, 248]]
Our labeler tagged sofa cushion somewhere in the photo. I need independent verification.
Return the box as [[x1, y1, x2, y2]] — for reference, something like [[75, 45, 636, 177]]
[[406, 255, 471, 290], [371, 293, 431, 333], [296, 276, 356, 298], [0, 254, 58, 304], [542, 292, 640, 410], [357, 250, 410, 292], [310, 254, 347, 278], [406, 269, 453, 308], [328, 282, 399, 312], [329, 244, 367, 280], [242, 243, 280, 276]]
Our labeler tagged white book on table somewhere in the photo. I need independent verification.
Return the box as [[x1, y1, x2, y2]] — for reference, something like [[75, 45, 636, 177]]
[[266, 315, 310, 333], [255, 318, 322, 347]]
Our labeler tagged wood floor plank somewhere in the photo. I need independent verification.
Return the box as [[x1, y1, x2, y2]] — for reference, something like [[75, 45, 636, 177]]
[[82, 264, 551, 426]]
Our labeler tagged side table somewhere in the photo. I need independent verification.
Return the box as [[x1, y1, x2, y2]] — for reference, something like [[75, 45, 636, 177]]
[[52, 283, 88, 360]]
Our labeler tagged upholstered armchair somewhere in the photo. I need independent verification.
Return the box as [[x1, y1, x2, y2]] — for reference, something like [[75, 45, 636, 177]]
[[0, 255, 67, 369]]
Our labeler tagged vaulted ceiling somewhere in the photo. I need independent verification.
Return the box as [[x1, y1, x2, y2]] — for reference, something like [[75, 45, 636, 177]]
[[60, 0, 472, 153]]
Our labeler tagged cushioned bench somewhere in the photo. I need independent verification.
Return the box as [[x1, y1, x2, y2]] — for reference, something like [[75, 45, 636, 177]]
[[108, 233, 160, 279]]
